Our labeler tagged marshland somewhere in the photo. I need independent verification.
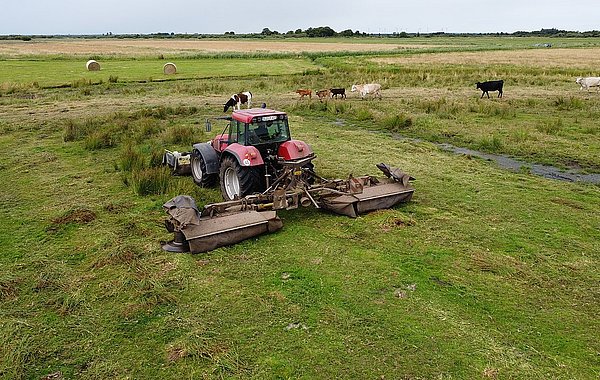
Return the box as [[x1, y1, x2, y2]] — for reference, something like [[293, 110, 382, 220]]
[[0, 36, 599, 379]]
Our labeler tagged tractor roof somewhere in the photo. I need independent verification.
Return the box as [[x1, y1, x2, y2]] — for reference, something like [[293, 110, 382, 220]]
[[232, 108, 287, 124]]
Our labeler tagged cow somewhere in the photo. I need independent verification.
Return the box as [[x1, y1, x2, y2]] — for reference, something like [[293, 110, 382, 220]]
[[330, 88, 346, 99], [295, 89, 312, 99], [316, 89, 331, 102], [351, 83, 382, 99], [476, 80, 504, 98], [224, 91, 252, 112], [575, 77, 600, 92]]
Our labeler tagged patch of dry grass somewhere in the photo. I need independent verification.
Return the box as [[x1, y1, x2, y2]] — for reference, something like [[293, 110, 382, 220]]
[[0, 38, 441, 57], [372, 47, 600, 70]]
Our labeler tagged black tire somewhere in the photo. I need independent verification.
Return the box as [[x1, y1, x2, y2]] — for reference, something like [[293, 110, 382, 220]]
[[219, 156, 263, 201], [191, 151, 217, 187]]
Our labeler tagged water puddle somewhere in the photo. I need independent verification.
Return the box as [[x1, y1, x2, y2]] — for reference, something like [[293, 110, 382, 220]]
[[393, 134, 600, 184]]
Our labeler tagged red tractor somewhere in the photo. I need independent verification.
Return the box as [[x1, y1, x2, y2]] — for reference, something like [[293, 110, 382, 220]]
[[190, 108, 314, 200], [162, 108, 415, 253]]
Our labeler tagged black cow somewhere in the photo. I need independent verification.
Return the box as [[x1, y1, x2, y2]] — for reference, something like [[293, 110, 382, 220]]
[[330, 88, 346, 99], [476, 80, 504, 98]]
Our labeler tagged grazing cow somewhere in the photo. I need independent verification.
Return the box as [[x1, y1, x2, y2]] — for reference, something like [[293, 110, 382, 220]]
[[316, 89, 331, 101], [351, 83, 382, 99], [330, 88, 346, 99], [224, 91, 252, 112], [575, 77, 600, 92], [476, 80, 504, 98], [295, 89, 312, 99]]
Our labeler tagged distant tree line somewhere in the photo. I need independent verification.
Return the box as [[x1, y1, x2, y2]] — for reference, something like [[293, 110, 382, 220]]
[[259, 26, 365, 37], [2, 27, 600, 40]]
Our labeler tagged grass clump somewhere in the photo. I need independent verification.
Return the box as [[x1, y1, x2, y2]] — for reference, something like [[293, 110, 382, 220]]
[[167, 125, 198, 145], [71, 78, 94, 88], [381, 113, 413, 132], [353, 107, 374, 121], [84, 130, 116, 150], [134, 117, 163, 140], [120, 143, 147, 172], [478, 134, 504, 152], [553, 96, 583, 110], [63, 120, 85, 142], [63, 118, 103, 142], [536, 118, 563, 135], [131, 166, 171, 195]]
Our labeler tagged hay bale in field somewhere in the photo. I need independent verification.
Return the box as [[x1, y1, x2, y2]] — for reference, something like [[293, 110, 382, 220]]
[[163, 62, 177, 75], [86, 60, 100, 71]]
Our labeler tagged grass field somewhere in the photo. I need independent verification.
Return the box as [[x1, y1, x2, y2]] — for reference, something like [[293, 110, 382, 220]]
[[0, 37, 599, 379]]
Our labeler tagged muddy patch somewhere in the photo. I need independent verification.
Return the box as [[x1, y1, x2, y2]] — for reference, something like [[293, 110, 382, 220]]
[[0, 278, 21, 300], [52, 208, 96, 225], [48, 208, 97, 232]]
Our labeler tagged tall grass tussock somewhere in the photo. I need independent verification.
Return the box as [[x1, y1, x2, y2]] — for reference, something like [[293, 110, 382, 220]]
[[131, 166, 171, 196]]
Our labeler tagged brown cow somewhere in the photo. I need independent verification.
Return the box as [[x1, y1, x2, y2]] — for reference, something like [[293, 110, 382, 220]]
[[316, 89, 331, 101], [296, 89, 312, 99]]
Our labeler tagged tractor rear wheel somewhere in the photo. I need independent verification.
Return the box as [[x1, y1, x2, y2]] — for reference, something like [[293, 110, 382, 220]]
[[219, 156, 263, 201], [191, 151, 217, 187]]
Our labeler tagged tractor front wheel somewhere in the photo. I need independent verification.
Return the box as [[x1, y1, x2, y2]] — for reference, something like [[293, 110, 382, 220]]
[[219, 156, 263, 201], [191, 151, 217, 187]]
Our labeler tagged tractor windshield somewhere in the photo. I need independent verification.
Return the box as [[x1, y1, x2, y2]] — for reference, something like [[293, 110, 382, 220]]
[[245, 119, 290, 145]]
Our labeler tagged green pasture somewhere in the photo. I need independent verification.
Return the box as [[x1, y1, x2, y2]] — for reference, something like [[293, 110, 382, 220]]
[[1, 38, 599, 379], [0, 58, 317, 87]]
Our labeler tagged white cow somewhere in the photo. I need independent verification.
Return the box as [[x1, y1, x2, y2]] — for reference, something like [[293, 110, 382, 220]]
[[575, 77, 600, 92], [351, 83, 382, 99]]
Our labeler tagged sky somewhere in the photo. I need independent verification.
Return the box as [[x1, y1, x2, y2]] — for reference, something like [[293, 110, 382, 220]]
[[2, 0, 599, 35]]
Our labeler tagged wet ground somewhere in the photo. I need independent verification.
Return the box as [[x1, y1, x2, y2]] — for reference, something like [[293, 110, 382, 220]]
[[392, 133, 600, 185]]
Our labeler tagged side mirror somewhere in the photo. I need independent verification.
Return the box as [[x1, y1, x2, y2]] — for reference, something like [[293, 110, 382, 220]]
[[205, 119, 212, 132]]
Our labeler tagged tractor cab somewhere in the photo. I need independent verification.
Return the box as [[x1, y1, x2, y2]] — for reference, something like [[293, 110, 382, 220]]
[[191, 108, 314, 200], [229, 109, 291, 148]]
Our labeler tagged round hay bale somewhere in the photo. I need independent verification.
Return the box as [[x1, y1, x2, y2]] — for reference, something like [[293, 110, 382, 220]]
[[163, 62, 177, 75], [86, 60, 100, 71]]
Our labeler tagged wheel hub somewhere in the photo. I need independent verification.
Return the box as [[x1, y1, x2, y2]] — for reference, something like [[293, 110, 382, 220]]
[[224, 167, 240, 199], [191, 158, 203, 180]]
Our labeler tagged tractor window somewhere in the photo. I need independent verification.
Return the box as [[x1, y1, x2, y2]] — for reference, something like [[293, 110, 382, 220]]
[[246, 119, 290, 145], [228, 120, 241, 144]]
